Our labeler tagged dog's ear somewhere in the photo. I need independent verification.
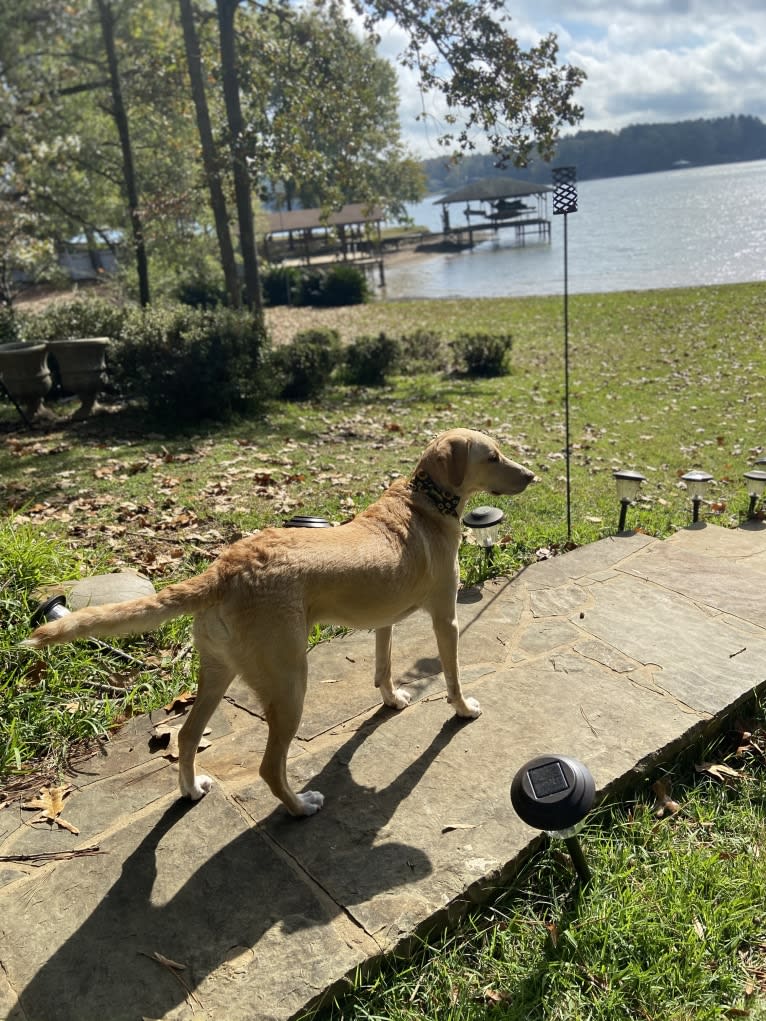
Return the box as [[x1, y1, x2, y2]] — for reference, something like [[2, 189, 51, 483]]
[[445, 435, 470, 489]]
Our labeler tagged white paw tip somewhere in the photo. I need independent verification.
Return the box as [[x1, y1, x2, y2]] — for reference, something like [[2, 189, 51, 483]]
[[298, 790, 324, 816], [457, 698, 482, 719], [184, 774, 213, 801], [389, 688, 412, 710]]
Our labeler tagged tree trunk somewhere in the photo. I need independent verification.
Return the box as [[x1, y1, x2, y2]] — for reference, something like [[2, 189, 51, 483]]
[[178, 0, 241, 307], [216, 0, 263, 322], [95, 0, 150, 306]]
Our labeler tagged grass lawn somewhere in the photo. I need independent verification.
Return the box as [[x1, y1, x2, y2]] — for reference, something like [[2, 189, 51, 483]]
[[2, 281, 766, 1015]]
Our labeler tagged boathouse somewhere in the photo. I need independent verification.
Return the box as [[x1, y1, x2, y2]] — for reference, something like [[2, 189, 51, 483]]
[[435, 177, 553, 247], [263, 203, 385, 283]]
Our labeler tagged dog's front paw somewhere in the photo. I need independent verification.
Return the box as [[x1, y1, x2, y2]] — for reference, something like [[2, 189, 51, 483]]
[[382, 687, 412, 711], [453, 696, 482, 719], [182, 774, 213, 801], [297, 790, 324, 816]]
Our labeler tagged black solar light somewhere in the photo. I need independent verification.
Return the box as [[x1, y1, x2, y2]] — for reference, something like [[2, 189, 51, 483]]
[[681, 471, 713, 523], [30, 594, 144, 665], [511, 754, 596, 886], [283, 516, 332, 527], [462, 505, 505, 561], [744, 470, 766, 519], [613, 470, 646, 532]]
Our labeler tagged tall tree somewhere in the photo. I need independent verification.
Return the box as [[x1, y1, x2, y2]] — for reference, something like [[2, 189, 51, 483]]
[[95, 0, 150, 305], [178, 0, 241, 306], [216, 0, 262, 318], [243, 4, 425, 218], [210, 0, 584, 308]]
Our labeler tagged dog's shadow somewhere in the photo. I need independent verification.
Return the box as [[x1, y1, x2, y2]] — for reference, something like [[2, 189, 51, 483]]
[[10, 708, 466, 1021]]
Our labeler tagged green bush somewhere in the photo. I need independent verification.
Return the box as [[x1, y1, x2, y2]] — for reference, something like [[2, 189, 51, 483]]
[[110, 306, 269, 424], [399, 328, 448, 373], [269, 328, 342, 400], [16, 297, 127, 344], [0, 307, 20, 344], [175, 274, 228, 309], [295, 264, 369, 308], [343, 332, 401, 386], [318, 264, 369, 307], [451, 332, 512, 377], [262, 265, 302, 307]]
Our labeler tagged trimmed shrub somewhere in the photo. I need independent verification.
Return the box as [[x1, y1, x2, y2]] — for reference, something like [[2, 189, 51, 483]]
[[110, 306, 269, 424], [17, 297, 127, 344], [269, 328, 342, 400], [318, 264, 369, 307], [0, 307, 20, 344], [295, 264, 369, 308], [399, 328, 448, 373], [175, 275, 227, 309], [451, 332, 512, 377], [343, 332, 401, 387], [262, 265, 302, 307]]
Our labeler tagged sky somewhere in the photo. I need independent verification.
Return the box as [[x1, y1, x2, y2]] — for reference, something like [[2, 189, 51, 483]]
[[368, 0, 766, 159]]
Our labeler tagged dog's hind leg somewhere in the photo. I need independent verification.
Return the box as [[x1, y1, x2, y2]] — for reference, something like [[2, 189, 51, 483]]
[[374, 626, 411, 710], [178, 648, 235, 801], [256, 650, 323, 817], [431, 611, 481, 719]]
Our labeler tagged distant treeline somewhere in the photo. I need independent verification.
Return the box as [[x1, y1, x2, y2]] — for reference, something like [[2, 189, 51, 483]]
[[422, 115, 766, 191]]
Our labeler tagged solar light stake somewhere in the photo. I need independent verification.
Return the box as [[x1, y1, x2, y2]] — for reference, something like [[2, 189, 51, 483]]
[[681, 471, 713, 523], [511, 753, 595, 887], [744, 470, 766, 519], [613, 470, 646, 532], [462, 505, 505, 562], [552, 167, 578, 542]]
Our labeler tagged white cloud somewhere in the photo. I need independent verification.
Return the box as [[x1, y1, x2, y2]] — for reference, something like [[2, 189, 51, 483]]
[[372, 0, 766, 155]]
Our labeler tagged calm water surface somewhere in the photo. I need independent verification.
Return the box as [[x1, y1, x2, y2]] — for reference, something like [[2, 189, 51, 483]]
[[381, 159, 766, 299]]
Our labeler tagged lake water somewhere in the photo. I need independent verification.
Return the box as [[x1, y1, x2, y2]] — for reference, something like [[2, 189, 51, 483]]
[[381, 159, 766, 299]]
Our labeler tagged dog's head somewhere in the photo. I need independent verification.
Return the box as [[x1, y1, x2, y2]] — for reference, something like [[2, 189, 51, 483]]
[[418, 428, 535, 499]]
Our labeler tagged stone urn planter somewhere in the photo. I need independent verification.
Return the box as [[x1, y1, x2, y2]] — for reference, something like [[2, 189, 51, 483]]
[[48, 336, 110, 419], [0, 342, 54, 421]]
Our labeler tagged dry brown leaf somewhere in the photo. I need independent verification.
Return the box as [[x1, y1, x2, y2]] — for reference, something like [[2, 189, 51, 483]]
[[22, 785, 79, 834], [151, 723, 210, 761], [163, 691, 196, 713], [695, 762, 743, 784]]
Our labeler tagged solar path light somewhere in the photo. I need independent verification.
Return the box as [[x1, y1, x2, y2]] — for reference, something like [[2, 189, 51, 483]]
[[743, 470, 766, 519], [462, 505, 505, 562], [681, 471, 713, 523], [613, 469, 646, 532], [511, 754, 596, 886]]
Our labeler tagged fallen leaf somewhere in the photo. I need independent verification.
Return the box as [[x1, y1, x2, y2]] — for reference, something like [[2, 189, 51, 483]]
[[164, 691, 196, 713], [22, 785, 79, 834], [695, 762, 743, 784], [151, 723, 210, 760]]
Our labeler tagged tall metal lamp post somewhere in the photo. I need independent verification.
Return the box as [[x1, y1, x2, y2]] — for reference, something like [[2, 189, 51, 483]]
[[552, 166, 578, 542]]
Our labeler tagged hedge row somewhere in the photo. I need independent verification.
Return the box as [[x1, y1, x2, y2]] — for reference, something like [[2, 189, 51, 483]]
[[1, 297, 512, 425]]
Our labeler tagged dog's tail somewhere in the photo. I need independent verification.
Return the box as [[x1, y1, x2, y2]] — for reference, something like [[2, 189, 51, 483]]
[[21, 571, 218, 650]]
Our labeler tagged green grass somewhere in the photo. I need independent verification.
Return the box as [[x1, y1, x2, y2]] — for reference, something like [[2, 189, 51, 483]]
[[314, 714, 766, 1020]]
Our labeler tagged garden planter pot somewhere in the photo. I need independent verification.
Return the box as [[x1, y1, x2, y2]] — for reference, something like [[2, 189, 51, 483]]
[[0, 342, 54, 420], [48, 336, 110, 419]]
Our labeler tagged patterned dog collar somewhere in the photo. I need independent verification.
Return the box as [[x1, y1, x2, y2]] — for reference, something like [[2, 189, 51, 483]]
[[409, 469, 460, 517]]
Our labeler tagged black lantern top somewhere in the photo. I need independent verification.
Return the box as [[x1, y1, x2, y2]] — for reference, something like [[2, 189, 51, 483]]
[[511, 754, 595, 831]]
